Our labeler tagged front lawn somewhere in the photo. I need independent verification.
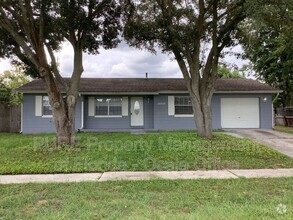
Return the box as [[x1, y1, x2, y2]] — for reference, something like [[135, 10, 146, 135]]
[[0, 178, 292, 219], [0, 131, 292, 174]]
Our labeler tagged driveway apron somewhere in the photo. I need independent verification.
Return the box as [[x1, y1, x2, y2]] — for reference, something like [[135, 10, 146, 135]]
[[227, 129, 293, 158]]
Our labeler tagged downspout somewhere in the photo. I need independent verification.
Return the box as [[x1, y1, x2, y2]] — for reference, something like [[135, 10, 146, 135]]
[[78, 93, 84, 131], [20, 102, 23, 134], [273, 92, 280, 104], [272, 92, 280, 127]]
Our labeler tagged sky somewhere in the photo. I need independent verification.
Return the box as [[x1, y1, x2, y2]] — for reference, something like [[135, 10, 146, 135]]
[[0, 41, 248, 78]]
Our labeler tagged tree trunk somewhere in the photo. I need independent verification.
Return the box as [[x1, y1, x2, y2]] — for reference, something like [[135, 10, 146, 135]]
[[45, 46, 82, 146], [40, 66, 79, 145], [190, 92, 213, 138], [53, 94, 77, 145]]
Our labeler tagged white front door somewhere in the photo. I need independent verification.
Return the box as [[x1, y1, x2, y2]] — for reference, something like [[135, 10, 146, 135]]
[[221, 98, 260, 128], [131, 97, 144, 126]]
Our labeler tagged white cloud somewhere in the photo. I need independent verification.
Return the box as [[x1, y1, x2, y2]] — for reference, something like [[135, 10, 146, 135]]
[[52, 42, 180, 78], [0, 41, 248, 78]]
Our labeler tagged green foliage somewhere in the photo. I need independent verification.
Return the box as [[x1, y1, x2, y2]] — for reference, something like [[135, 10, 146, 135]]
[[0, 132, 292, 174], [0, 0, 122, 78], [240, 0, 293, 107], [123, 0, 261, 137], [217, 65, 245, 78], [0, 67, 30, 105], [124, 0, 249, 61], [0, 1, 123, 143]]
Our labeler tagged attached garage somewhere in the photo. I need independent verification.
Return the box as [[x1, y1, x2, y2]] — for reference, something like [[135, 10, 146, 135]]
[[221, 98, 260, 128]]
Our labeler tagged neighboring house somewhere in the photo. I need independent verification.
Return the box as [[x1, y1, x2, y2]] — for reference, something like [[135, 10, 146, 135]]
[[17, 78, 281, 133]]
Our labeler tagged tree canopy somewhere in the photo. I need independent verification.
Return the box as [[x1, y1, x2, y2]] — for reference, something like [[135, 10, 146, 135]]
[[0, 67, 30, 106], [240, 0, 293, 107], [0, 0, 122, 144], [124, 0, 259, 137], [217, 65, 244, 78]]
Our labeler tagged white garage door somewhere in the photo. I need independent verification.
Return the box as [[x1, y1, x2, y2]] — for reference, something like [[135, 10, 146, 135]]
[[221, 98, 260, 128]]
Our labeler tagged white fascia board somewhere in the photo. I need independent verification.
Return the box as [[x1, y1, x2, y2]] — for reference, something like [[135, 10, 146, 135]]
[[18, 90, 47, 94], [79, 92, 159, 95], [158, 90, 282, 94], [20, 90, 283, 94], [214, 90, 283, 94]]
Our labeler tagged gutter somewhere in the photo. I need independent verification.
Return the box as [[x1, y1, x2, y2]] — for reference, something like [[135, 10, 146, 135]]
[[272, 92, 280, 127], [18, 90, 283, 94], [78, 93, 84, 131], [20, 103, 23, 134]]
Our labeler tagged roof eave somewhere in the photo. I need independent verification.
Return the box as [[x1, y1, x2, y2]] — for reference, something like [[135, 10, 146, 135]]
[[79, 92, 159, 95], [158, 90, 283, 94], [18, 90, 283, 94], [214, 90, 283, 94]]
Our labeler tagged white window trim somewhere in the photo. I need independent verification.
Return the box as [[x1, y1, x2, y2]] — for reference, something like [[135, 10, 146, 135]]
[[174, 96, 193, 116], [122, 97, 128, 116], [95, 97, 123, 117], [94, 115, 123, 118], [168, 96, 175, 116], [35, 96, 42, 117], [42, 96, 53, 117], [42, 115, 53, 118], [174, 114, 193, 117]]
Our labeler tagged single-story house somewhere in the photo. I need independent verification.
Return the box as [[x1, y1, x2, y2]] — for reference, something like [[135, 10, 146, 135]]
[[17, 78, 281, 133]]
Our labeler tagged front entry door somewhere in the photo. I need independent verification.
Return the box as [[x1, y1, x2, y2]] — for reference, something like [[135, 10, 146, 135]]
[[131, 97, 144, 126]]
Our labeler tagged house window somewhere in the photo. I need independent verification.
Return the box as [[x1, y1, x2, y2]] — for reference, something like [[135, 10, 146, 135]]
[[174, 96, 193, 115], [96, 97, 122, 116], [42, 96, 52, 116]]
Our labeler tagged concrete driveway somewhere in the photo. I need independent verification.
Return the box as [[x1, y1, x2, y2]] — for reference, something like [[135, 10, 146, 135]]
[[227, 129, 293, 158]]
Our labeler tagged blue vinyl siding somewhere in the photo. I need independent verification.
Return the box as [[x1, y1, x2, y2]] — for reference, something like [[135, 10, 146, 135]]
[[22, 93, 273, 133], [144, 96, 154, 129], [84, 96, 130, 129], [153, 94, 272, 130], [153, 95, 196, 130], [22, 94, 82, 133]]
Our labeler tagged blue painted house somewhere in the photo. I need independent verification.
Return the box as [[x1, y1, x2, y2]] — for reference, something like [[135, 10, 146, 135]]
[[17, 78, 281, 133]]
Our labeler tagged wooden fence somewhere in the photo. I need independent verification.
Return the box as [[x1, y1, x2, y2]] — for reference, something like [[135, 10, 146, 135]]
[[0, 104, 21, 133]]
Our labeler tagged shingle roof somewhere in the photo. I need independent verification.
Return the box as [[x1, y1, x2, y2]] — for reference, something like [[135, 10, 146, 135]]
[[17, 78, 281, 93]]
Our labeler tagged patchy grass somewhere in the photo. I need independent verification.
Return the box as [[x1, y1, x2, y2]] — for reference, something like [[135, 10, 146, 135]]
[[0, 178, 292, 219], [0, 131, 292, 174], [274, 126, 293, 135]]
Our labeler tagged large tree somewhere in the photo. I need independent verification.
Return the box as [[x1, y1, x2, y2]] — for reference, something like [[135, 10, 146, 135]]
[[239, 0, 293, 107], [0, 0, 121, 144], [124, 0, 258, 137]]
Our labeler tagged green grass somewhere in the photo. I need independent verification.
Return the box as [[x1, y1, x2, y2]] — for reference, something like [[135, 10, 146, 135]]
[[0, 131, 292, 174], [0, 178, 292, 219], [274, 125, 293, 134]]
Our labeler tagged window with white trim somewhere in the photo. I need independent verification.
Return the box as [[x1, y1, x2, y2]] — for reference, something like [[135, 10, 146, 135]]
[[174, 96, 193, 115], [95, 97, 122, 116], [42, 96, 52, 116]]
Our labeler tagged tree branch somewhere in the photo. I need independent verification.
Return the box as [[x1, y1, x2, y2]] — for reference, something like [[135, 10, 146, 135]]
[[46, 43, 68, 91], [0, 7, 38, 67]]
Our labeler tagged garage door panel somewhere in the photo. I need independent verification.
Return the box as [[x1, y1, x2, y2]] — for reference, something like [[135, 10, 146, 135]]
[[221, 98, 260, 128]]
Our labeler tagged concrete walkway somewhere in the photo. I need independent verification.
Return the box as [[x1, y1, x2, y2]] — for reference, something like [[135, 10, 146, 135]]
[[0, 169, 293, 184], [226, 129, 293, 158]]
